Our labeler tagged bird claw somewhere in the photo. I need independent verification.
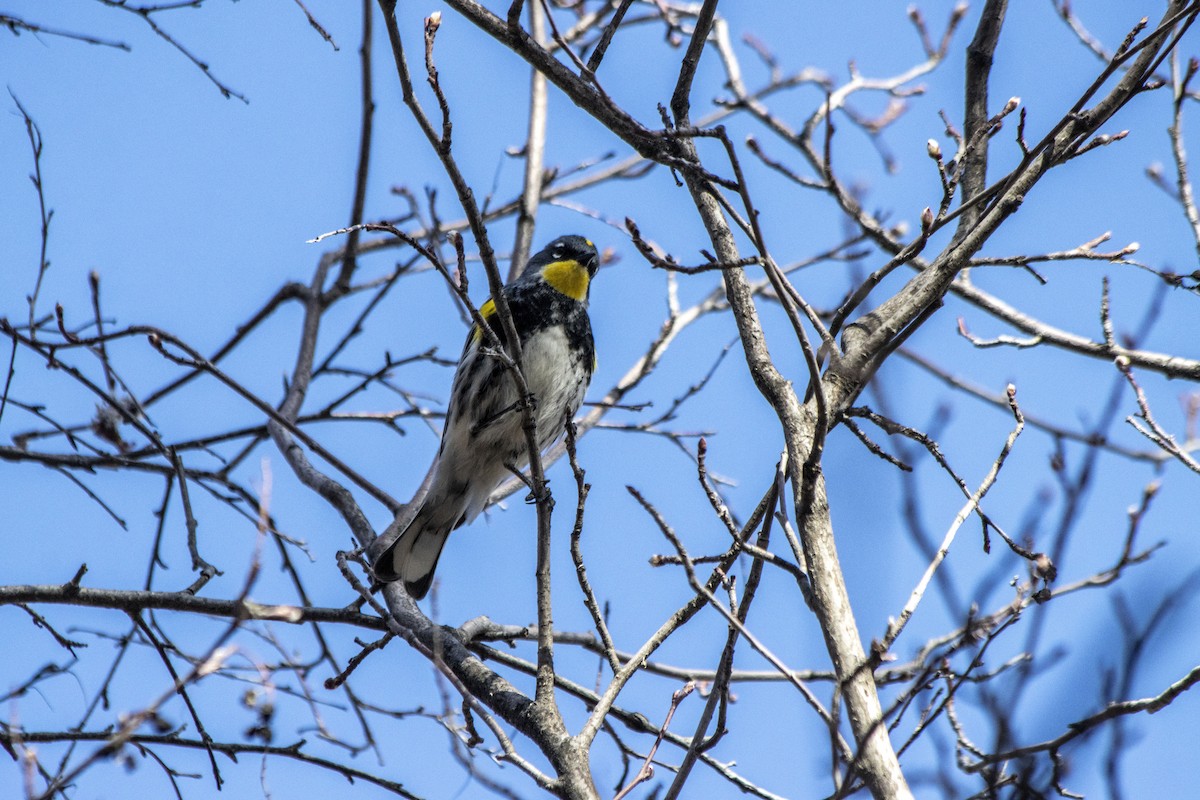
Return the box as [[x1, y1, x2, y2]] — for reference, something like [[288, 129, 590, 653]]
[[524, 478, 549, 504]]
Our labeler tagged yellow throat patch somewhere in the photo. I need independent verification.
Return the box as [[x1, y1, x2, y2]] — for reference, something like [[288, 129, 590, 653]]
[[541, 260, 590, 301]]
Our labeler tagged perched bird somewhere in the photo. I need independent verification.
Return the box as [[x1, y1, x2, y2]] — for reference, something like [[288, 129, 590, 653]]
[[368, 235, 600, 599]]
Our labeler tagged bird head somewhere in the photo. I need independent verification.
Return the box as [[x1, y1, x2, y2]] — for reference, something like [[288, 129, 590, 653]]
[[526, 235, 599, 301]]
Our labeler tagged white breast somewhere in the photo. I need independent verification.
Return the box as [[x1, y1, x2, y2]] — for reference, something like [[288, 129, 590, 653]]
[[521, 327, 587, 449]]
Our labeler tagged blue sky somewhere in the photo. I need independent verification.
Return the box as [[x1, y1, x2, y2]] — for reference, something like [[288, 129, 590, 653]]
[[2, 1, 1199, 798]]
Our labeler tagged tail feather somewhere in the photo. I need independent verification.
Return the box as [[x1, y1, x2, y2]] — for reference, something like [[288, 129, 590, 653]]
[[371, 502, 460, 599], [370, 432, 509, 598]]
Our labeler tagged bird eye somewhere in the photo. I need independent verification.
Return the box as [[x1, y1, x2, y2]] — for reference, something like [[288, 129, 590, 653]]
[[553, 250, 562, 259]]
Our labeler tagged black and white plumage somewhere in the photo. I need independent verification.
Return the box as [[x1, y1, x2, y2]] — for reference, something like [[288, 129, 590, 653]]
[[367, 235, 599, 599]]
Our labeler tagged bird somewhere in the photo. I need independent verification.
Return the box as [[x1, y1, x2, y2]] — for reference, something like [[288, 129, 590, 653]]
[[368, 235, 600, 599]]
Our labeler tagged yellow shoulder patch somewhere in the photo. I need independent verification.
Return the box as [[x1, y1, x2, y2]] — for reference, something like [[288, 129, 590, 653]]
[[472, 298, 498, 343], [542, 260, 590, 301]]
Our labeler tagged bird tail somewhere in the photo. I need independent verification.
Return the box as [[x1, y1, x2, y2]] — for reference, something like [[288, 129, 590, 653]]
[[370, 501, 461, 599]]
